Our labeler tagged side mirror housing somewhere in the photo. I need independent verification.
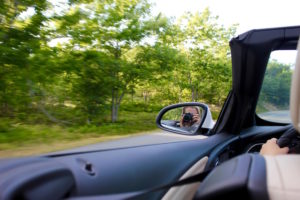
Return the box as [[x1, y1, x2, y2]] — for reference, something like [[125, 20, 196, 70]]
[[156, 102, 215, 135]]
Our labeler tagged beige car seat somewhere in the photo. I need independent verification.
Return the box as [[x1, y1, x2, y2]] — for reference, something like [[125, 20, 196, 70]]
[[264, 38, 300, 200], [291, 38, 300, 132]]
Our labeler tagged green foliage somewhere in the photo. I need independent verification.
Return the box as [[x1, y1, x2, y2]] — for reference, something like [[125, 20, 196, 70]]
[[162, 107, 182, 121], [258, 60, 292, 112], [0, 0, 237, 151], [0, 111, 157, 149], [121, 102, 163, 112]]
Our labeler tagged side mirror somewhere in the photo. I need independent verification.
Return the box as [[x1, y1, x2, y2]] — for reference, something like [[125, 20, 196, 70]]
[[156, 102, 215, 135]]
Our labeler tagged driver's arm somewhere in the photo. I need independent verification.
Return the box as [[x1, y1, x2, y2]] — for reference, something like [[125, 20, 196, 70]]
[[180, 115, 184, 127], [260, 138, 289, 155]]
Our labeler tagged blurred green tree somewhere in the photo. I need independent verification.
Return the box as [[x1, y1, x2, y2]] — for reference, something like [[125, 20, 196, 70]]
[[0, 0, 237, 126]]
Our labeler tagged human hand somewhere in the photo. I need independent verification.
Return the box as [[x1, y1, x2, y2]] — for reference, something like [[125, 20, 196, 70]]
[[260, 138, 289, 155], [192, 114, 200, 124], [180, 116, 184, 127]]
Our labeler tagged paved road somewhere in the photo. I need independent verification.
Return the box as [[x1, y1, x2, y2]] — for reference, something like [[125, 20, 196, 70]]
[[258, 110, 291, 123], [48, 130, 207, 156]]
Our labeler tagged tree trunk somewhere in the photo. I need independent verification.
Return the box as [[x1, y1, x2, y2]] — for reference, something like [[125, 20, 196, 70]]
[[111, 88, 125, 123], [194, 88, 198, 102], [1, 102, 10, 117], [27, 79, 71, 125], [188, 73, 195, 102], [143, 91, 148, 103], [111, 103, 119, 123], [178, 89, 182, 103], [131, 89, 134, 102], [111, 88, 116, 122], [191, 87, 195, 102]]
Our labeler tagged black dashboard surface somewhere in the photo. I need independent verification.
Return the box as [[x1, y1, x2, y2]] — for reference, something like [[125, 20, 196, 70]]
[[50, 133, 231, 199], [0, 125, 290, 200]]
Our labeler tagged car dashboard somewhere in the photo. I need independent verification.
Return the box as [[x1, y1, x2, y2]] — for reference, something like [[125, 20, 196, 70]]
[[206, 125, 293, 169]]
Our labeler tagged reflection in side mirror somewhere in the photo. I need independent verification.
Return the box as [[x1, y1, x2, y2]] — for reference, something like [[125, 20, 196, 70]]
[[156, 103, 215, 135], [161, 106, 203, 134]]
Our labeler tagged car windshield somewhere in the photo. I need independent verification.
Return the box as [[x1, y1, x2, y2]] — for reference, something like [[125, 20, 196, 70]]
[[256, 50, 297, 123], [1, 0, 300, 158]]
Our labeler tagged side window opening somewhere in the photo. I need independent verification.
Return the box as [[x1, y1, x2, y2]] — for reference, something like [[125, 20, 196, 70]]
[[256, 50, 297, 123]]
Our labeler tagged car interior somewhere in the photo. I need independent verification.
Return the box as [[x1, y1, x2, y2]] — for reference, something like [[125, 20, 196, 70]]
[[1, 26, 300, 200], [194, 29, 300, 200]]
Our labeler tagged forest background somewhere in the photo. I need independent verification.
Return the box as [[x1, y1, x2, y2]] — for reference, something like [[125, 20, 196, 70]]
[[0, 0, 291, 155]]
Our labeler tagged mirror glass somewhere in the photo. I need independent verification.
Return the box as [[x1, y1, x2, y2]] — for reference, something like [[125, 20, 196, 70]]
[[161, 106, 205, 134]]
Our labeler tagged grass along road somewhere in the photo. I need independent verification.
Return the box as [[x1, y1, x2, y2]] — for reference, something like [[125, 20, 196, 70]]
[[0, 111, 158, 158], [0, 130, 159, 158]]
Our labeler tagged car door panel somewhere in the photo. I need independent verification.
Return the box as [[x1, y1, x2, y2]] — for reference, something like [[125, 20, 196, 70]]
[[52, 133, 232, 199], [0, 133, 232, 200], [0, 158, 75, 200]]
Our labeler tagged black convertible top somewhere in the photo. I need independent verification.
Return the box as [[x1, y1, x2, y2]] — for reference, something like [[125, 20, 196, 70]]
[[213, 26, 300, 134]]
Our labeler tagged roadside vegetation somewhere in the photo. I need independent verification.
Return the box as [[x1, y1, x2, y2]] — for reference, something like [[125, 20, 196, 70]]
[[257, 61, 293, 113], [0, 110, 157, 149], [0, 0, 291, 156]]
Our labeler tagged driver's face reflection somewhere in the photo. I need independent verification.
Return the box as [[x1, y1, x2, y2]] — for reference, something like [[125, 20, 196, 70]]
[[180, 106, 201, 127]]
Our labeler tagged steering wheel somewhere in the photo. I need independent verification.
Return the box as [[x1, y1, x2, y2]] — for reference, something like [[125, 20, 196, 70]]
[[277, 127, 300, 154], [193, 127, 300, 200]]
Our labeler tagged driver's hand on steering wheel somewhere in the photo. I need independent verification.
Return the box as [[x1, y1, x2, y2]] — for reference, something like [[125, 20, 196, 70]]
[[260, 138, 289, 155]]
